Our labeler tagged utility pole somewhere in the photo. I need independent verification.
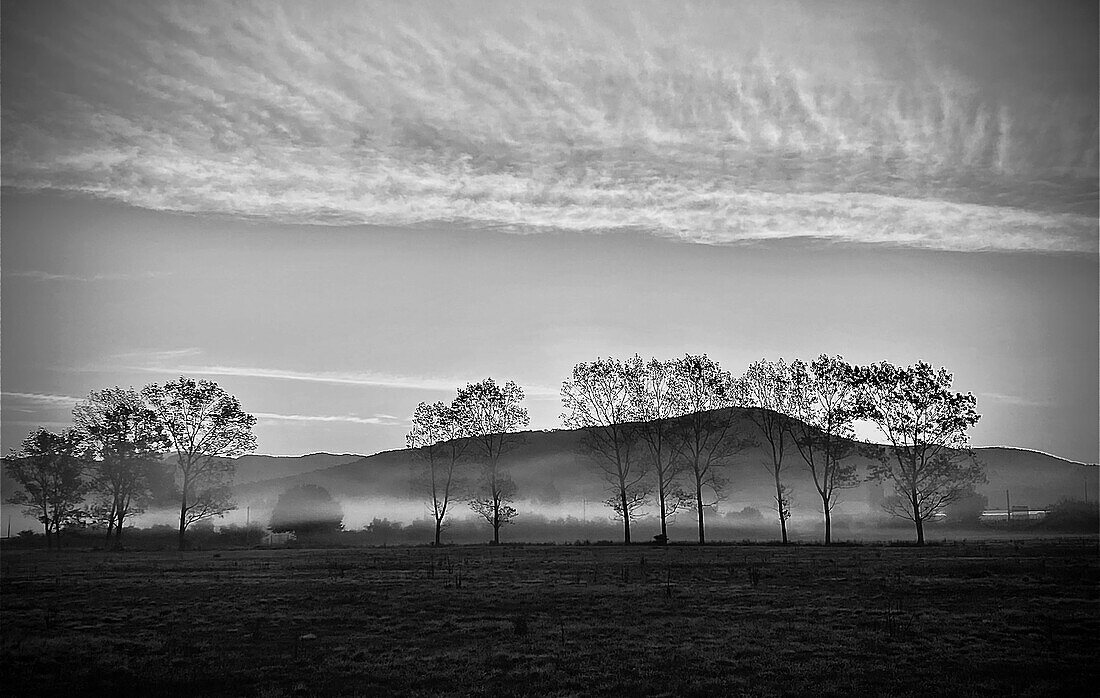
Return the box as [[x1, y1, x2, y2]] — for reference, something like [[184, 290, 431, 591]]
[[246, 506, 250, 527], [1006, 489, 1011, 523]]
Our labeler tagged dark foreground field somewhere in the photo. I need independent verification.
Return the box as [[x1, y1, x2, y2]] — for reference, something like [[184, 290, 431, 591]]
[[2, 539, 1097, 697]]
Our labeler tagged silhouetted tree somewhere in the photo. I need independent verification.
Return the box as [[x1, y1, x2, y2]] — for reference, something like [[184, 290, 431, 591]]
[[142, 377, 257, 550], [787, 355, 861, 544], [407, 400, 468, 545], [365, 517, 404, 545], [5, 428, 89, 550], [735, 358, 797, 544], [72, 387, 170, 548], [854, 361, 984, 545], [631, 356, 689, 544], [670, 354, 753, 545], [562, 357, 649, 544], [270, 484, 343, 538], [455, 378, 528, 544]]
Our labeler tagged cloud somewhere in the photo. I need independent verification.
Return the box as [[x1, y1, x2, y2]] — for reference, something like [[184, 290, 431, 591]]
[[107, 348, 204, 363], [113, 362, 560, 398], [977, 391, 1050, 408], [1, 391, 82, 407], [254, 412, 409, 427], [7, 270, 171, 282], [126, 364, 470, 391], [2, 1, 1095, 253]]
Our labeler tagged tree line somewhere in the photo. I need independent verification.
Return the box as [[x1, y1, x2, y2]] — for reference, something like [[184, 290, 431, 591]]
[[411, 356, 983, 546], [5, 356, 982, 549], [4, 378, 256, 550]]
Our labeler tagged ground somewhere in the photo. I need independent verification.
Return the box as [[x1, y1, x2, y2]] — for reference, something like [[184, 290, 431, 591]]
[[1, 538, 1097, 697]]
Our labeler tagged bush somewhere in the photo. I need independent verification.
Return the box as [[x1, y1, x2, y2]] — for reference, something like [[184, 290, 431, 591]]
[[1038, 499, 1099, 532]]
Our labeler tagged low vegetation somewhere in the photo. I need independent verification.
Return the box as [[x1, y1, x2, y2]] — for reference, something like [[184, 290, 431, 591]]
[[1, 538, 1096, 696]]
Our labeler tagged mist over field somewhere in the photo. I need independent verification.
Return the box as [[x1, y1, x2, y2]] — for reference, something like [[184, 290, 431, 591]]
[[214, 413, 1096, 542], [4, 408, 1094, 542]]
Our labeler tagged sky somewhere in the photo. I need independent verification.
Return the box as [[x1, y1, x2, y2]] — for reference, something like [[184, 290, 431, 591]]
[[2, 0, 1097, 462]]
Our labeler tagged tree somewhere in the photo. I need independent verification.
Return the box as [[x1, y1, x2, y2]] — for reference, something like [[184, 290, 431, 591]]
[[630, 356, 690, 544], [735, 358, 797, 544], [5, 428, 89, 550], [407, 400, 468, 545], [72, 387, 170, 549], [670, 354, 753, 545], [562, 357, 649, 545], [454, 378, 528, 544], [787, 356, 861, 544], [142, 377, 257, 550], [270, 484, 343, 538], [854, 361, 985, 545]]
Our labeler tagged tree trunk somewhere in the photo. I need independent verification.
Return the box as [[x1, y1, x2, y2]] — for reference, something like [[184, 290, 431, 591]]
[[492, 504, 501, 545], [696, 484, 705, 545], [823, 499, 832, 545], [775, 474, 788, 544], [116, 510, 127, 548], [912, 493, 924, 545], [658, 490, 668, 543], [178, 496, 188, 551], [434, 518, 442, 546], [621, 490, 631, 545]]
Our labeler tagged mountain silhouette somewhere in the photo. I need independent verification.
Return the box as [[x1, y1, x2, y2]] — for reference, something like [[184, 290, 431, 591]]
[[231, 408, 1098, 534]]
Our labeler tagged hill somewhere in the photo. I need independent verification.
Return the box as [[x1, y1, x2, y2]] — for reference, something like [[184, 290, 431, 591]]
[[4, 409, 1095, 540], [231, 452, 365, 484], [230, 408, 1099, 535]]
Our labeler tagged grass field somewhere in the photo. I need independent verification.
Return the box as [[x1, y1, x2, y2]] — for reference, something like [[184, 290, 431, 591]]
[[2, 538, 1097, 697]]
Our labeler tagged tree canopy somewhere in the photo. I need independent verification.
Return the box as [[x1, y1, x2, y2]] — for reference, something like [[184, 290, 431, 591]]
[[270, 484, 344, 536], [142, 377, 257, 549], [855, 361, 985, 544]]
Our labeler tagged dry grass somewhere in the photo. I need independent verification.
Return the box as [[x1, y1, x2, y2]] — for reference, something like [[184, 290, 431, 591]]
[[2, 538, 1097, 696]]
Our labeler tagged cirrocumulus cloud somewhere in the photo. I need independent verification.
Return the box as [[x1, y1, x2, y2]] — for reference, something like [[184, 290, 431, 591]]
[[2, 0, 1096, 253]]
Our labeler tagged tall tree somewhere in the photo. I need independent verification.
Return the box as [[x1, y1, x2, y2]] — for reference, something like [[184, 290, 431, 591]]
[[5, 428, 89, 550], [631, 356, 689, 544], [455, 379, 528, 545], [787, 356, 861, 544], [670, 354, 753, 545], [407, 400, 468, 546], [72, 387, 170, 549], [854, 361, 985, 545], [735, 358, 797, 544], [142, 377, 257, 550], [562, 357, 649, 544]]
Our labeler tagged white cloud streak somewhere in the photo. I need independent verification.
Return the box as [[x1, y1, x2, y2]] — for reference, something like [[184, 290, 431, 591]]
[[254, 412, 409, 427], [8, 270, 171, 282], [2, 391, 82, 407], [2, 0, 1095, 253], [977, 391, 1050, 408], [116, 363, 560, 398]]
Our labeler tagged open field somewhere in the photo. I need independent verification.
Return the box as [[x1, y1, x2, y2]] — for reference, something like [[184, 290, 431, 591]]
[[2, 538, 1098, 697]]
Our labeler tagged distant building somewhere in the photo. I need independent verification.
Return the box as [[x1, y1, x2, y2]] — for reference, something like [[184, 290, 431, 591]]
[[261, 531, 296, 546], [980, 506, 1048, 522]]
